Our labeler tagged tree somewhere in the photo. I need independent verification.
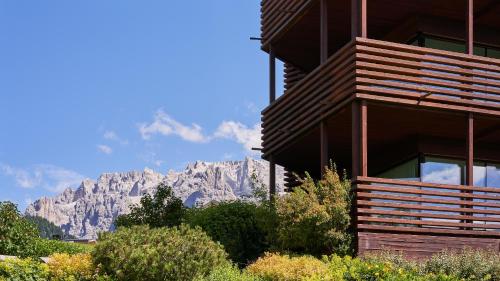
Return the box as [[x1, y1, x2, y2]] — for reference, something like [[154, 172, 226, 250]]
[[274, 164, 353, 256], [25, 215, 74, 239], [114, 183, 186, 228], [0, 201, 40, 257]]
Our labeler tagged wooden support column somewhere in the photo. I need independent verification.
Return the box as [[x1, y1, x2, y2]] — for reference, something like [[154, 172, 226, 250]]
[[360, 101, 368, 176], [352, 100, 368, 179], [269, 46, 276, 104], [269, 156, 276, 199], [466, 113, 474, 186], [466, 0, 474, 55], [351, 0, 367, 39], [319, 0, 329, 176], [320, 0, 328, 64]]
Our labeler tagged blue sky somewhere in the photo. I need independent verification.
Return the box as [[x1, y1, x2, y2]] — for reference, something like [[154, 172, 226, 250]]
[[0, 1, 283, 210]]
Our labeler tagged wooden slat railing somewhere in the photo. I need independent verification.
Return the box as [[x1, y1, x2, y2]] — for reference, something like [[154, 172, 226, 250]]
[[261, 38, 500, 158], [355, 176, 500, 237], [260, 0, 310, 48]]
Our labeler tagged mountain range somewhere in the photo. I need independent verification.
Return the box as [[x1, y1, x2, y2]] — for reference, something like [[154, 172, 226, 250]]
[[25, 158, 284, 239]]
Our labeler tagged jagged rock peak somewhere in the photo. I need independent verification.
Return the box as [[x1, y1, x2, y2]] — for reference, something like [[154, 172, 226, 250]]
[[25, 158, 284, 239]]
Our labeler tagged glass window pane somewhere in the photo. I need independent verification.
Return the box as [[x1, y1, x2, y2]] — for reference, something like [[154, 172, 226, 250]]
[[474, 46, 486, 57], [486, 164, 500, 187], [474, 162, 487, 187], [487, 49, 500, 59], [425, 38, 465, 53], [421, 157, 465, 185], [377, 158, 419, 181]]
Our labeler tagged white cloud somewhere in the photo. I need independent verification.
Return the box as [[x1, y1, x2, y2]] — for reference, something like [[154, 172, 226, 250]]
[[214, 121, 261, 153], [139, 110, 209, 143], [103, 130, 129, 145], [0, 164, 85, 193], [97, 144, 113, 155], [139, 110, 262, 154]]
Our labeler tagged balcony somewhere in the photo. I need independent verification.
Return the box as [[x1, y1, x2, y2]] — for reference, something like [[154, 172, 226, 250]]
[[261, 37, 500, 158]]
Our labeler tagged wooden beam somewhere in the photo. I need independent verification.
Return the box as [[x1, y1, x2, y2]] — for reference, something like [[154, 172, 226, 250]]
[[320, 0, 328, 64], [320, 120, 328, 175], [269, 156, 276, 199], [351, 0, 367, 39], [269, 46, 276, 104], [467, 113, 474, 186], [361, 100, 368, 176], [466, 0, 474, 55], [352, 101, 360, 178]]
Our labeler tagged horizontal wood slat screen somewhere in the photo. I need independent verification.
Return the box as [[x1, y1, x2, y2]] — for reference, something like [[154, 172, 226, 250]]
[[355, 176, 500, 237], [261, 38, 500, 158], [260, 0, 310, 47]]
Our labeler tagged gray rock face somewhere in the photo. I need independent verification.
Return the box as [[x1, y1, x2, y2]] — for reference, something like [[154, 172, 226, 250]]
[[25, 158, 284, 239]]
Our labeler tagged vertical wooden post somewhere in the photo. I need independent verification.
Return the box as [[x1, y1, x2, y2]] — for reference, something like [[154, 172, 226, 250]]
[[320, 0, 328, 64], [351, 0, 367, 39], [320, 121, 328, 175], [269, 156, 276, 199], [319, 0, 329, 176], [466, 113, 474, 186], [360, 100, 368, 177], [352, 102, 360, 178], [269, 46, 276, 104], [466, 0, 474, 55]]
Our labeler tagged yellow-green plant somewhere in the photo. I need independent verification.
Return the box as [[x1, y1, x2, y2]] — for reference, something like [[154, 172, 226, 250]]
[[0, 257, 49, 281], [246, 253, 332, 281], [47, 253, 94, 281], [275, 165, 353, 256]]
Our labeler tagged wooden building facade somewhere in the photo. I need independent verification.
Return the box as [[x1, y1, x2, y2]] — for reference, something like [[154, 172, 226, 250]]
[[260, 0, 500, 258]]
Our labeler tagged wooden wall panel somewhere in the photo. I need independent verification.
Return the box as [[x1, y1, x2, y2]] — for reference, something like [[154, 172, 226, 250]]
[[358, 232, 500, 259]]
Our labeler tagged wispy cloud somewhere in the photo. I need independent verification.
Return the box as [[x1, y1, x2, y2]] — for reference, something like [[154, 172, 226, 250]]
[[97, 144, 113, 155], [139, 110, 262, 154], [103, 130, 129, 145], [214, 121, 261, 153], [0, 164, 85, 193], [139, 110, 209, 143]]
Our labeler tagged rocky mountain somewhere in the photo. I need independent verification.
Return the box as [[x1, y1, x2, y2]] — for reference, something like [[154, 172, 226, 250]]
[[25, 158, 284, 239]]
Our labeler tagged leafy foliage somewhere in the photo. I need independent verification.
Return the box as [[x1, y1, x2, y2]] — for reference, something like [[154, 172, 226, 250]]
[[0, 257, 49, 281], [47, 253, 95, 281], [246, 253, 331, 281], [274, 165, 353, 256], [194, 265, 262, 281], [0, 201, 40, 258], [26, 216, 74, 240], [33, 238, 93, 257], [92, 224, 229, 281], [114, 183, 185, 228], [186, 201, 273, 266]]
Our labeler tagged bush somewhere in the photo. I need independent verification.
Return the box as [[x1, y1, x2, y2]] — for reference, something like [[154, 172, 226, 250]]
[[47, 253, 94, 281], [92, 224, 229, 281], [195, 265, 262, 281], [246, 253, 330, 281], [0, 257, 49, 281], [114, 183, 185, 228], [0, 201, 40, 258], [186, 201, 272, 266], [423, 249, 500, 281], [274, 165, 353, 256], [34, 238, 93, 257]]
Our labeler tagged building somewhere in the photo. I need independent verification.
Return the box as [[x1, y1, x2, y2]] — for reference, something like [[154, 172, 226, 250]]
[[260, 0, 500, 258]]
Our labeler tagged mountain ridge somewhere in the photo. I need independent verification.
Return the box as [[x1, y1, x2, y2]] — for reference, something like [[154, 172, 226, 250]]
[[25, 158, 284, 239]]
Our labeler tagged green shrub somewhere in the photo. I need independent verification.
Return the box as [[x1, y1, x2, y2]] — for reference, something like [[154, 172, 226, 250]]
[[0, 201, 40, 258], [423, 249, 500, 281], [47, 253, 94, 281], [33, 238, 93, 257], [186, 201, 272, 266], [246, 253, 331, 281], [92, 224, 229, 281], [274, 165, 353, 256], [195, 265, 262, 281], [114, 183, 185, 228], [0, 257, 49, 281], [26, 216, 73, 240]]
